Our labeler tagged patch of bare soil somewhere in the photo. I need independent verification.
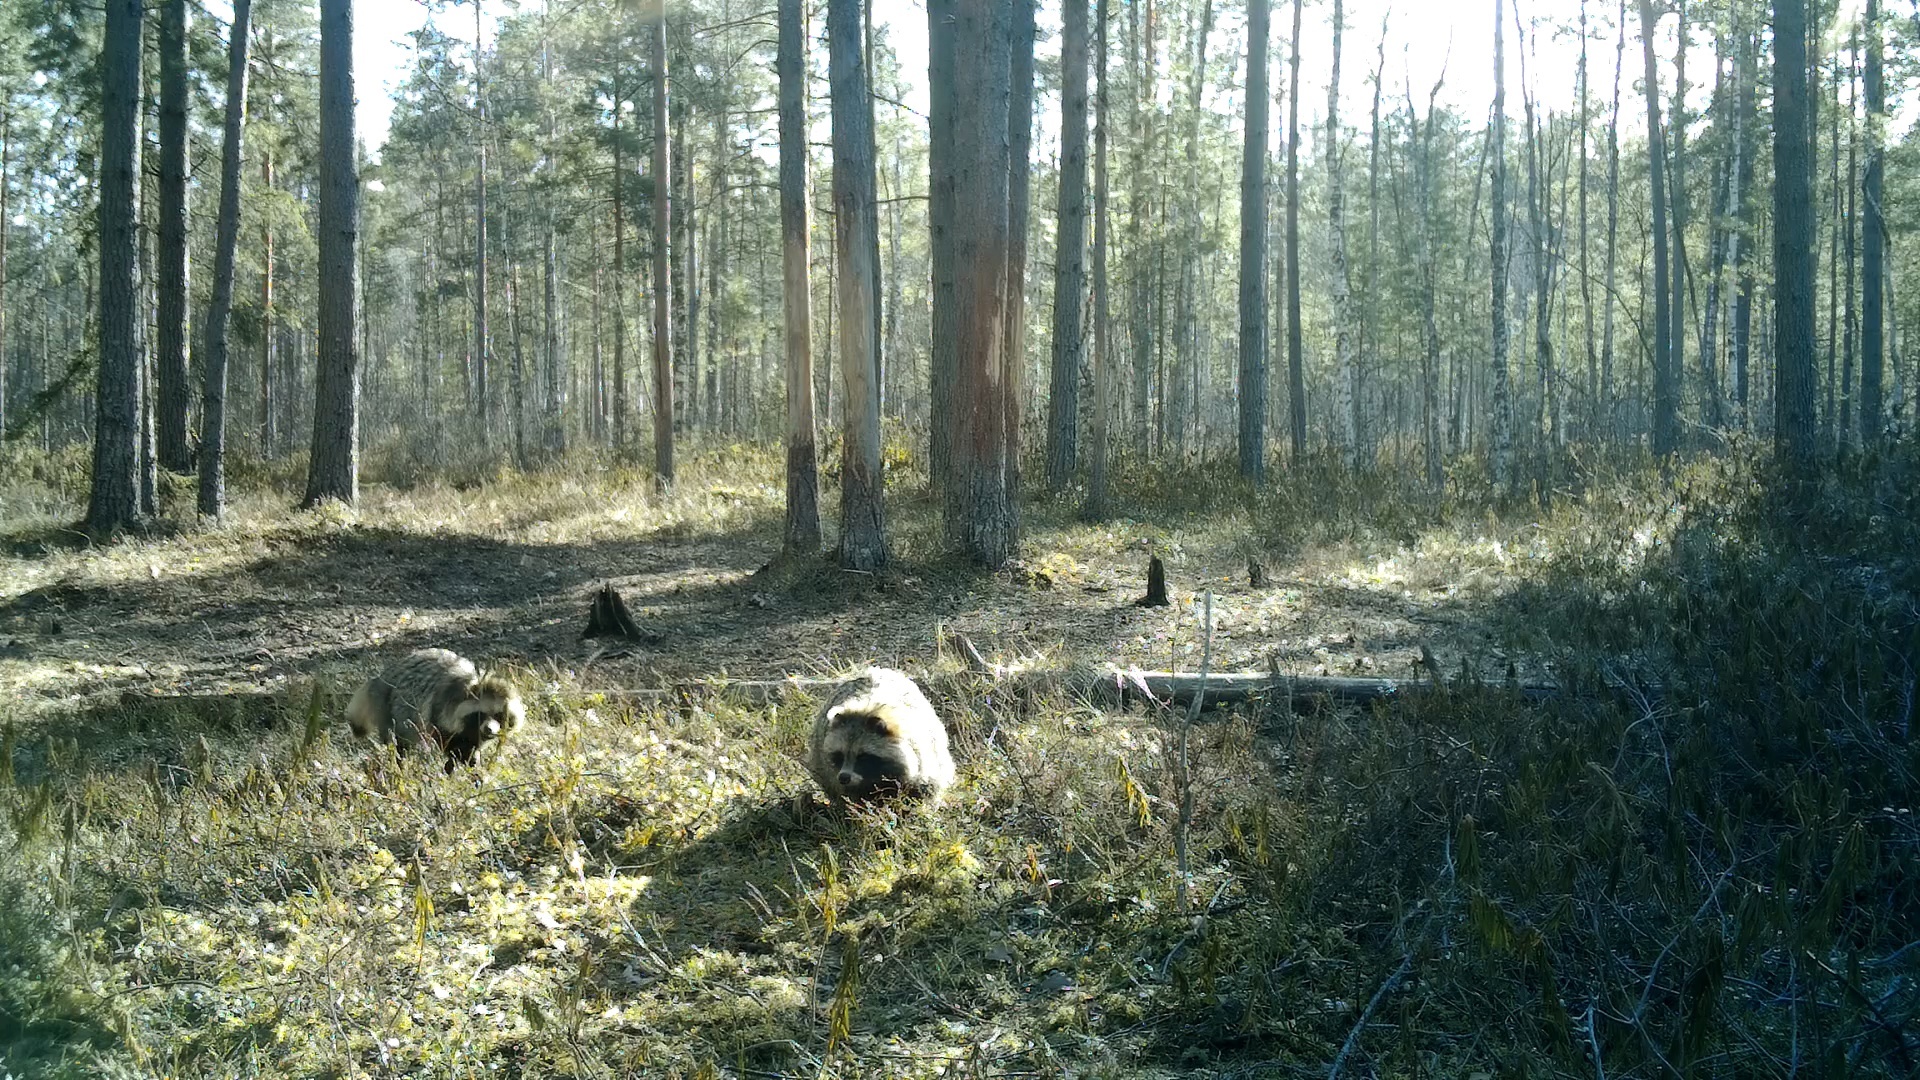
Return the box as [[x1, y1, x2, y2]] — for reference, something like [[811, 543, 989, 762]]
[[0, 488, 1531, 718]]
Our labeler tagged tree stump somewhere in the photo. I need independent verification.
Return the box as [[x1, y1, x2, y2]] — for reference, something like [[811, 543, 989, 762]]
[[583, 584, 649, 640], [1135, 555, 1171, 607]]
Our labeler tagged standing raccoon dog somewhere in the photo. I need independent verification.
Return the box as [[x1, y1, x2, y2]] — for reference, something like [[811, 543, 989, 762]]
[[347, 648, 525, 769], [806, 667, 955, 804]]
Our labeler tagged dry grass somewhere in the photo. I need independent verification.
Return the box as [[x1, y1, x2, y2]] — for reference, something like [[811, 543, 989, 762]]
[[3, 441, 1918, 1077]]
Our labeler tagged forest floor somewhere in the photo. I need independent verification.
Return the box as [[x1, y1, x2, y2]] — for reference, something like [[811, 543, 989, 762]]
[[0, 448, 1555, 723], [1, 443, 1915, 1078]]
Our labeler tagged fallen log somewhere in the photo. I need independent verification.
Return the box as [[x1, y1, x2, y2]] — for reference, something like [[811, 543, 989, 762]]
[[594, 666, 1572, 711]]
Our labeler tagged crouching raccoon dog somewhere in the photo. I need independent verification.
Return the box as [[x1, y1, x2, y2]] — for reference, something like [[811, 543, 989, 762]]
[[806, 667, 955, 804], [347, 648, 525, 769]]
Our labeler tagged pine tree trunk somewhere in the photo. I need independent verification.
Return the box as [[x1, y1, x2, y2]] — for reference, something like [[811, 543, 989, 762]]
[[1170, 0, 1211, 461], [542, 3, 564, 453], [1700, 22, 1732, 432], [1773, 0, 1817, 466], [156, 0, 192, 472], [1237, 0, 1270, 483], [0, 110, 10, 439], [1086, 0, 1113, 518], [927, 0, 957, 493], [197, 0, 251, 519], [1861, 0, 1884, 441], [88, 0, 146, 534], [1045, 0, 1090, 491], [1601, 0, 1624, 441], [1731, 22, 1756, 422], [612, 87, 628, 447], [1006, 0, 1035, 508], [779, 0, 821, 554], [1490, 0, 1514, 488], [1283, 0, 1305, 463], [304, 0, 360, 507], [1326, 0, 1355, 470], [473, 0, 492, 448], [259, 141, 276, 456], [1637, 0, 1676, 458], [832, 0, 887, 569], [1413, 75, 1445, 490], [651, 14, 676, 486], [1668, 1, 1691, 441]]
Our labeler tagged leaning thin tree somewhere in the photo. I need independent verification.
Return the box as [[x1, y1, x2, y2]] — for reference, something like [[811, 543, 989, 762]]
[[197, 0, 254, 519], [304, 0, 360, 507]]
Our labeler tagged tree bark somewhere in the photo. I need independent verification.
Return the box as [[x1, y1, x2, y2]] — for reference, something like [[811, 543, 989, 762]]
[[1283, 0, 1305, 463], [473, 0, 492, 447], [650, 12, 675, 486], [197, 0, 252, 519], [779, 0, 822, 555], [1490, 0, 1514, 488], [88, 0, 146, 535], [1861, 0, 1884, 441], [1601, 0, 1624, 441], [1237, 0, 1270, 483], [612, 82, 629, 448], [1085, 0, 1113, 519], [1731, 23, 1756, 422], [927, 0, 957, 493], [1773, 0, 1818, 467], [832, 0, 887, 569], [1326, 0, 1356, 469], [943, 0, 1016, 565], [304, 0, 360, 507], [1170, 0, 1211, 460], [1045, 0, 1090, 491], [1005, 0, 1035, 512], [1637, 0, 1675, 458], [156, 0, 192, 472], [542, 2, 565, 453]]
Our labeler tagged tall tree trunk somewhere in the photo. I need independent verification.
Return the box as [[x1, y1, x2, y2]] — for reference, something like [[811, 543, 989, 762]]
[[1601, 0, 1624, 441], [1517, 7, 1553, 466], [832, 0, 887, 568], [0, 109, 10, 438], [1326, 0, 1356, 469], [1045, 0, 1090, 490], [1283, 0, 1305, 462], [651, 14, 676, 486], [1006, 0, 1035, 507], [779, 0, 821, 554], [304, 0, 360, 506], [473, 0, 492, 446], [613, 85, 628, 447], [1086, 0, 1113, 518], [197, 0, 252, 518], [1668, 0, 1691, 439], [1861, 0, 1884, 442], [928, 0, 957, 492], [542, 2, 565, 453], [675, 97, 695, 435], [1841, 31, 1858, 447], [1700, 22, 1732, 431], [1637, 0, 1676, 458], [1490, 0, 1514, 488], [1773, 0, 1817, 466], [1578, 0, 1594, 439], [1411, 72, 1445, 491], [1731, 22, 1756, 423], [1171, 0, 1211, 460], [706, 113, 725, 433], [156, 0, 192, 472], [259, 140, 276, 456], [1364, 12, 1386, 468], [88, 0, 146, 534], [1126, 0, 1154, 454], [1238, 0, 1270, 482], [942, 0, 1015, 563]]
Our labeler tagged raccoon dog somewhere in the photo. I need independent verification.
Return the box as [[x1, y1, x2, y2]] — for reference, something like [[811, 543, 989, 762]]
[[806, 667, 955, 804], [346, 648, 525, 769]]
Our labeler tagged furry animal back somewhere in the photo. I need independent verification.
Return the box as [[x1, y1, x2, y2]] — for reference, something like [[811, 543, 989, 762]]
[[347, 648, 525, 767], [806, 667, 955, 803]]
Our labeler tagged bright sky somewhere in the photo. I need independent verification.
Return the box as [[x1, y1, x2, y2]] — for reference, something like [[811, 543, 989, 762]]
[[351, 0, 1887, 157]]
